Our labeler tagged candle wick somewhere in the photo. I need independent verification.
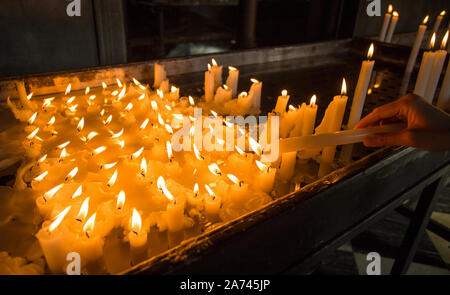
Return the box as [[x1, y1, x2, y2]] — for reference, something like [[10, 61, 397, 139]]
[[76, 218, 82, 222], [85, 232, 90, 239], [133, 230, 138, 235], [43, 196, 47, 202]]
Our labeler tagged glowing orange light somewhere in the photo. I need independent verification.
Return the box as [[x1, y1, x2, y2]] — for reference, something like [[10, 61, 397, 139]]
[[430, 33, 436, 49], [33, 171, 48, 183], [124, 102, 133, 112], [131, 208, 142, 233], [49, 206, 71, 232], [281, 90, 288, 96], [131, 147, 144, 160], [204, 184, 215, 198], [85, 87, 90, 95], [228, 66, 237, 71], [310, 95, 317, 107], [193, 144, 204, 160], [65, 84, 71, 95], [28, 112, 37, 125], [83, 213, 96, 237], [368, 43, 374, 59], [77, 117, 84, 132], [157, 176, 174, 201], [92, 146, 106, 156], [249, 137, 262, 156], [27, 127, 39, 140], [65, 167, 78, 181], [208, 163, 222, 176], [139, 118, 149, 130], [111, 128, 124, 138], [388, 4, 393, 13], [116, 78, 123, 88], [72, 185, 82, 199], [250, 78, 259, 83], [47, 116, 56, 126], [107, 169, 118, 187], [256, 160, 270, 172], [140, 157, 147, 177], [341, 78, 347, 95], [188, 96, 195, 105], [211, 58, 218, 66], [166, 141, 174, 161], [43, 184, 63, 202], [117, 191, 125, 210], [77, 197, 90, 222], [423, 15, 429, 25], [441, 30, 449, 49], [393, 11, 398, 17], [194, 183, 199, 196]]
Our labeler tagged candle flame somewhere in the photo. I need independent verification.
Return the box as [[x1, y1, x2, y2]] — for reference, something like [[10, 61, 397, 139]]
[[111, 128, 124, 138], [66, 96, 76, 104], [367, 43, 374, 59], [188, 96, 195, 105], [193, 144, 204, 160], [28, 112, 37, 125], [116, 78, 123, 88], [227, 174, 242, 185], [166, 141, 173, 160], [85, 87, 90, 95], [151, 100, 158, 111], [239, 91, 248, 97], [65, 167, 78, 181], [107, 169, 118, 187], [102, 82, 107, 89], [111, 90, 119, 96], [47, 116, 56, 126], [441, 30, 449, 49], [92, 146, 107, 156], [211, 58, 218, 66], [138, 94, 145, 101], [101, 161, 118, 170], [27, 127, 39, 140], [131, 147, 144, 160], [281, 90, 288, 96], [38, 154, 47, 163], [43, 184, 63, 202], [140, 157, 147, 176], [59, 148, 67, 161], [423, 15, 429, 24], [83, 213, 96, 236], [388, 4, 393, 13], [33, 171, 48, 183], [138, 84, 146, 91], [158, 113, 164, 126], [165, 104, 172, 111], [223, 84, 229, 90], [57, 141, 70, 149], [65, 84, 71, 95], [157, 176, 174, 201], [26, 93, 33, 100], [77, 117, 84, 132], [235, 145, 245, 155], [288, 105, 296, 111], [104, 114, 112, 126], [341, 78, 347, 95], [249, 137, 262, 156], [68, 104, 78, 112], [430, 33, 436, 49], [393, 11, 398, 17], [115, 139, 125, 149], [256, 160, 270, 172], [132, 77, 141, 85], [208, 63, 212, 71], [117, 190, 125, 210], [171, 86, 178, 93], [118, 85, 126, 100], [440, 10, 446, 16], [250, 78, 259, 84], [194, 183, 199, 196], [131, 208, 142, 233], [124, 102, 133, 112], [49, 206, 71, 232], [228, 66, 237, 71], [208, 163, 222, 176], [77, 197, 90, 221], [310, 95, 316, 107], [165, 124, 173, 134], [72, 185, 82, 199], [140, 118, 149, 130], [85, 131, 98, 142], [204, 184, 215, 197]]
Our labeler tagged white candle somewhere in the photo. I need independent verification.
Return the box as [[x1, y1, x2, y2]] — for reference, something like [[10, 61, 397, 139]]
[[404, 16, 429, 75], [204, 184, 221, 221], [187, 183, 204, 210], [277, 151, 296, 181], [157, 176, 185, 232], [248, 78, 262, 112], [316, 79, 348, 176], [379, 4, 393, 42], [153, 63, 167, 88], [214, 85, 232, 103], [274, 90, 290, 114], [424, 31, 448, 103], [437, 56, 450, 111], [341, 44, 375, 163], [227, 174, 248, 204], [210, 58, 223, 90], [78, 213, 105, 273], [431, 11, 446, 38], [413, 34, 437, 97], [385, 11, 399, 43], [254, 161, 276, 193], [205, 67, 215, 102], [225, 66, 239, 97], [128, 208, 148, 265]]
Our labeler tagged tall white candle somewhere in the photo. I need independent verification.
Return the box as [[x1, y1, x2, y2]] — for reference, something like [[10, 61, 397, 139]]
[[210, 58, 223, 90], [424, 31, 448, 103], [431, 11, 446, 38], [385, 11, 399, 43], [205, 67, 215, 102], [437, 57, 450, 111], [379, 4, 393, 42], [248, 78, 262, 111], [413, 34, 437, 97], [404, 16, 429, 75], [214, 85, 232, 103], [341, 44, 375, 163], [128, 208, 148, 265], [225, 66, 239, 97]]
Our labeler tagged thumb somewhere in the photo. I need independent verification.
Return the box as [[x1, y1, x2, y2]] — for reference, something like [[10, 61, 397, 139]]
[[363, 130, 415, 147]]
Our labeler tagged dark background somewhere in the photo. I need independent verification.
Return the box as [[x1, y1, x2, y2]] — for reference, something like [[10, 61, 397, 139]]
[[0, 0, 449, 77]]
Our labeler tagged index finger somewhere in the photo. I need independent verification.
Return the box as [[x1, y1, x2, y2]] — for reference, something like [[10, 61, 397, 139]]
[[354, 101, 402, 129]]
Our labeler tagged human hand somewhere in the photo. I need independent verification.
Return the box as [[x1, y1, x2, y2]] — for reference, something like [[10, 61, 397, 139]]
[[355, 94, 450, 151]]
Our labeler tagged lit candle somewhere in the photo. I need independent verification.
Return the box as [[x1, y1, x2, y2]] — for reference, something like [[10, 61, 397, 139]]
[[157, 176, 185, 232], [210, 58, 223, 90], [248, 78, 262, 112], [254, 161, 276, 193], [414, 34, 437, 97], [36, 206, 72, 274], [187, 183, 204, 210], [290, 94, 317, 138], [385, 11, 399, 43], [404, 16, 429, 75], [128, 208, 148, 265], [227, 174, 249, 204], [214, 84, 232, 103], [274, 90, 290, 114], [204, 184, 221, 221], [78, 213, 105, 274], [340, 44, 374, 163], [205, 64, 215, 102], [316, 79, 348, 177], [15, 81, 36, 110], [225, 66, 239, 97], [431, 11, 446, 38], [379, 4, 393, 42], [424, 31, 448, 103]]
